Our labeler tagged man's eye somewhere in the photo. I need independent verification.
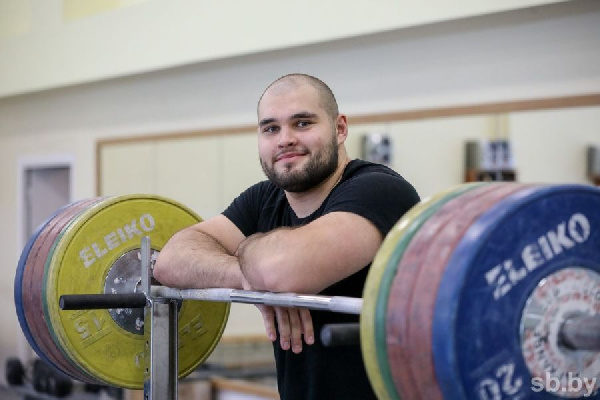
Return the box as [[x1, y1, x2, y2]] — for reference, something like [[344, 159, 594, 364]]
[[263, 126, 279, 133], [296, 121, 311, 128]]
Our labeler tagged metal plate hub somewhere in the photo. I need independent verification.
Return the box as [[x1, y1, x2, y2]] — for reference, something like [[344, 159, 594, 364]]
[[520, 267, 600, 398], [104, 248, 159, 335]]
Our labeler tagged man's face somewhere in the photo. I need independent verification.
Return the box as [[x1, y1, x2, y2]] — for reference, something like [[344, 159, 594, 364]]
[[257, 84, 339, 192]]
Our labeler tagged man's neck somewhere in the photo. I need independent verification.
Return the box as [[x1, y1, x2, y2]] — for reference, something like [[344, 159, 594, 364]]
[[285, 156, 349, 218]]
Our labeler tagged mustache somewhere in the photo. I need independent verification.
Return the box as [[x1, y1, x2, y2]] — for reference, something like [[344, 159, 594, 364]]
[[274, 148, 309, 161]]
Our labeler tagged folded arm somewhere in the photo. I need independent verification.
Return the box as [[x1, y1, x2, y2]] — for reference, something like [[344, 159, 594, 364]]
[[237, 211, 383, 294], [152, 214, 314, 353], [153, 215, 247, 289], [153, 211, 380, 353]]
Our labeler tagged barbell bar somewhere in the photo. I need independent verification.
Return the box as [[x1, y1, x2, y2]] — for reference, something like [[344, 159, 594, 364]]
[[59, 287, 363, 315], [156, 286, 365, 314], [58, 289, 600, 351]]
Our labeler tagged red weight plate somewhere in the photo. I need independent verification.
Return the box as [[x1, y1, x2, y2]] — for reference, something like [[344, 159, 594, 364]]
[[23, 198, 103, 382], [23, 201, 88, 379], [23, 199, 100, 382], [385, 184, 501, 399], [408, 183, 528, 399]]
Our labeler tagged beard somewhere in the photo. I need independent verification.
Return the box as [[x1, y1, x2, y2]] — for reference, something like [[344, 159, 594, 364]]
[[261, 134, 339, 192]]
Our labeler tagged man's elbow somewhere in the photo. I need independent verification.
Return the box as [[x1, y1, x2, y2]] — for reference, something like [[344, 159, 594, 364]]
[[152, 248, 182, 288], [258, 270, 292, 293], [151, 229, 192, 287], [152, 261, 174, 287], [248, 255, 314, 294]]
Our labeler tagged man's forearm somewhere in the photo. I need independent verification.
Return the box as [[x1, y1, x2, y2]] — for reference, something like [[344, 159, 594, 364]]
[[237, 228, 294, 291], [153, 227, 245, 289]]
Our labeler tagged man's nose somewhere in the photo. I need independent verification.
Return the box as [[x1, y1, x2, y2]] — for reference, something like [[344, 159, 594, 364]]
[[277, 126, 297, 147]]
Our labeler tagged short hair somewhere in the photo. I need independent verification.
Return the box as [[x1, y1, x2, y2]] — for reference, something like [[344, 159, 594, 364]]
[[257, 73, 339, 121]]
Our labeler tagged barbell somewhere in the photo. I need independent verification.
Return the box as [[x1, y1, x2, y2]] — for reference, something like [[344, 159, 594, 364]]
[[13, 183, 600, 399]]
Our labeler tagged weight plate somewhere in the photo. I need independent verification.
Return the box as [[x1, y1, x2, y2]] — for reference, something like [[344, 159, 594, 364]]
[[396, 183, 528, 399], [384, 183, 511, 399], [28, 199, 105, 382], [15, 201, 82, 372], [20, 199, 103, 383], [43, 195, 230, 389], [362, 183, 483, 400], [433, 185, 600, 399]]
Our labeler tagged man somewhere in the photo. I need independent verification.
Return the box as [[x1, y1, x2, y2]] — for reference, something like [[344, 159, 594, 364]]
[[153, 73, 420, 399]]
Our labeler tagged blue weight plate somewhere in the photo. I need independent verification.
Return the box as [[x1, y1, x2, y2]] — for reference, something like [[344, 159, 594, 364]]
[[433, 185, 600, 399], [14, 201, 79, 366]]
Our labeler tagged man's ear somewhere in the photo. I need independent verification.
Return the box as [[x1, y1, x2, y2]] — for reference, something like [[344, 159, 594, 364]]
[[336, 114, 348, 144]]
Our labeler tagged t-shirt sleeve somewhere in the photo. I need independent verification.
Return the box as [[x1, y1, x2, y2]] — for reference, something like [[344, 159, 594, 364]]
[[325, 172, 420, 237], [222, 182, 266, 237]]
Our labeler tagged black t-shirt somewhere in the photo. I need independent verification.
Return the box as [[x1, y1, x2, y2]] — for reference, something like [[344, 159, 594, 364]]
[[223, 159, 420, 400]]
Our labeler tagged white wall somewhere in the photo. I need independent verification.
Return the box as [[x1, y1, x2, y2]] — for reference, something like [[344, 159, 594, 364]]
[[0, 0, 599, 386], [0, 0, 567, 97], [510, 107, 600, 184]]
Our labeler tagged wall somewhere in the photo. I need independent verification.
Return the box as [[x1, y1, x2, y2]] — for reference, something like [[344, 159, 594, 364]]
[[99, 107, 600, 216], [0, 0, 599, 386], [0, 0, 567, 97], [510, 107, 600, 183]]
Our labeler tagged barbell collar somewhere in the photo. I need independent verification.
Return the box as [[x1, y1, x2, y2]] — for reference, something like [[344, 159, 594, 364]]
[[321, 323, 361, 347], [59, 293, 147, 310]]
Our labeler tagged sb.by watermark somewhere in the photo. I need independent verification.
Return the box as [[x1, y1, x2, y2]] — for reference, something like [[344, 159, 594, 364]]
[[531, 372, 598, 397]]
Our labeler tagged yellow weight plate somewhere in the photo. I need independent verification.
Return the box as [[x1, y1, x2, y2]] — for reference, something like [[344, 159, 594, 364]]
[[360, 184, 482, 400], [44, 195, 229, 389]]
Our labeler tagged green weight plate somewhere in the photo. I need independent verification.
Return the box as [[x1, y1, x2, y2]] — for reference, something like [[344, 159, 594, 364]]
[[43, 195, 230, 389]]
